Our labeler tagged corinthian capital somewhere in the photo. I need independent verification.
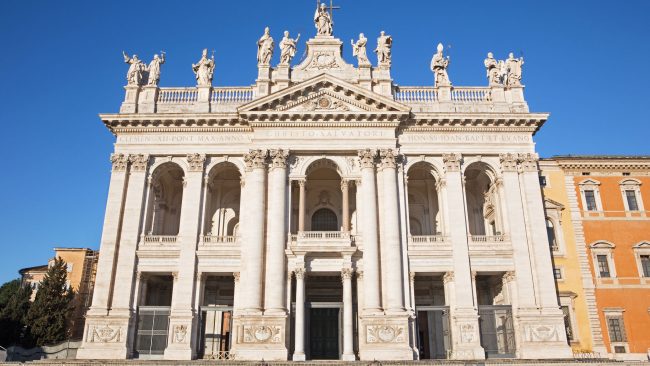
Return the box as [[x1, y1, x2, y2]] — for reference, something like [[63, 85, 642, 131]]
[[379, 149, 397, 170], [499, 153, 519, 172], [129, 154, 150, 172], [518, 153, 539, 172], [110, 153, 128, 172], [244, 149, 267, 171], [186, 153, 206, 172], [341, 268, 354, 281], [294, 268, 305, 279], [442, 153, 461, 172], [357, 149, 377, 169], [268, 149, 289, 170]]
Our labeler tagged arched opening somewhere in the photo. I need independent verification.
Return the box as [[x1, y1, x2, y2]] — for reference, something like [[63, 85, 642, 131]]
[[311, 208, 338, 231], [145, 162, 185, 236], [407, 163, 441, 236], [546, 219, 557, 251], [204, 163, 242, 240], [464, 163, 502, 236]]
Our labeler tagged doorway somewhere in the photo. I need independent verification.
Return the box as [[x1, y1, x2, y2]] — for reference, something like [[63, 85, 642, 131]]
[[417, 307, 451, 359], [309, 307, 340, 359]]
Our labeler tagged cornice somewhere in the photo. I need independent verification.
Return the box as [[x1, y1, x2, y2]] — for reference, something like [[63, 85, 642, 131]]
[[408, 112, 548, 133], [556, 160, 650, 172]]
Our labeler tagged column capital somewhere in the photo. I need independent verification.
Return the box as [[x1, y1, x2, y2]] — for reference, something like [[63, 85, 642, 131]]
[[340, 179, 350, 191], [356, 270, 364, 279], [341, 268, 354, 281], [499, 153, 519, 172], [268, 149, 289, 170], [357, 148, 377, 169], [378, 149, 398, 170], [186, 153, 206, 172], [128, 154, 150, 172], [244, 149, 267, 171], [443, 271, 455, 284], [503, 271, 516, 283], [442, 153, 462, 172], [518, 152, 539, 172], [110, 153, 129, 172], [233, 272, 240, 282], [294, 268, 306, 279], [409, 272, 416, 282]]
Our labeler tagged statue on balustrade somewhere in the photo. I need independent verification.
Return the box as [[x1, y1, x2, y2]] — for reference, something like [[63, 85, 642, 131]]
[[279, 31, 300, 65], [314, 2, 332, 36], [506, 52, 524, 86], [122, 51, 146, 86], [430, 43, 451, 86], [374, 31, 392, 67], [484, 52, 501, 85], [192, 49, 215, 86], [257, 27, 274, 65], [351, 33, 370, 66], [146, 52, 166, 86]]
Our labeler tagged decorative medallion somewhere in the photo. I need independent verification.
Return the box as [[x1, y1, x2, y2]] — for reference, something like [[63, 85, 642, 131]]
[[242, 325, 282, 344], [90, 324, 122, 343], [309, 52, 340, 70], [173, 324, 188, 343]]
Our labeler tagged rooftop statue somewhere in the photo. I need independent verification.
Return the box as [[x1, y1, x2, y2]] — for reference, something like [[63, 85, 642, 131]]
[[279, 31, 300, 65], [314, 3, 333, 36], [484, 52, 506, 85], [257, 27, 274, 65], [374, 31, 393, 67], [351, 33, 370, 66], [192, 49, 215, 86], [430, 43, 451, 87], [122, 51, 146, 86], [146, 52, 166, 87], [506, 52, 524, 86]]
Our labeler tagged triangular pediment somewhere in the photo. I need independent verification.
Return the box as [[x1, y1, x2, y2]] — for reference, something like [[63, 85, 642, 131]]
[[238, 74, 410, 120], [544, 197, 565, 210]]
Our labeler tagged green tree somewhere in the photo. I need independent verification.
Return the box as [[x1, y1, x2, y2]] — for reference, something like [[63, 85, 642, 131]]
[[0, 279, 32, 347], [25, 257, 74, 346]]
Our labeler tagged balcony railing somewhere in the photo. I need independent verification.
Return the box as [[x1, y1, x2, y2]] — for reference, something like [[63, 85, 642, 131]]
[[298, 231, 350, 239], [451, 87, 491, 103], [469, 234, 509, 243], [409, 235, 447, 243], [157, 88, 198, 104], [141, 235, 178, 245], [201, 235, 238, 244], [211, 87, 254, 104], [394, 86, 438, 103]]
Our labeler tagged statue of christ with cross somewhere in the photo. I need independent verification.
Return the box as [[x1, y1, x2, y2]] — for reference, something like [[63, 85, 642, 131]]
[[313, 0, 339, 36]]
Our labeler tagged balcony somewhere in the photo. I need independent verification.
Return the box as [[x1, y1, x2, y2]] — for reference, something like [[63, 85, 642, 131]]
[[140, 235, 178, 245], [200, 235, 238, 245], [468, 234, 512, 258], [288, 231, 356, 254], [137, 235, 180, 259], [407, 235, 451, 257], [469, 234, 509, 243]]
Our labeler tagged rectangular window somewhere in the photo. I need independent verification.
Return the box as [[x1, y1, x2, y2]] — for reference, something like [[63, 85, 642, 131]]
[[597, 255, 611, 277], [554, 268, 563, 280], [561, 306, 574, 342], [539, 176, 547, 187], [607, 316, 627, 342], [625, 190, 639, 211], [584, 190, 598, 211], [641, 255, 650, 277], [614, 346, 626, 353]]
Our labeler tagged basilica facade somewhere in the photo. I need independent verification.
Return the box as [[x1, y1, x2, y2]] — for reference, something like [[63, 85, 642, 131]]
[[77, 7, 572, 361]]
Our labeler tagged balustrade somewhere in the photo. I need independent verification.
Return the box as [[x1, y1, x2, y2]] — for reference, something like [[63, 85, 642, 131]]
[[469, 234, 509, 243], [394, 86, 438, 103], [157, 88, 198, 104], [451, 87, 491, 103], [201, 235, 238, 244], [211, 87, 254, 103], [141, 235, 178, 245], [409, 235, 447, 243]]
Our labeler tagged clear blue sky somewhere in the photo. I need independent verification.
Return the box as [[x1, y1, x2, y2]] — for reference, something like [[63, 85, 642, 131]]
[[0, 1, 648, 283]]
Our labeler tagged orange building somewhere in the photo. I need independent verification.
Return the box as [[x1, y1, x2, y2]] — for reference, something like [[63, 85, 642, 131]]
[[554, 156, 650, 360]]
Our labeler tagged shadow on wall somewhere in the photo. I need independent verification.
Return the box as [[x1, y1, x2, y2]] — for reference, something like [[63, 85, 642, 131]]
[[6, 341, 80, 361]]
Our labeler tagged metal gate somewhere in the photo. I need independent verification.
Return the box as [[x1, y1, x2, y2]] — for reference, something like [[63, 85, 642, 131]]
[[135, 306, 170, 357], [478, 305, 515, 358], [199, 306, 234, 360]]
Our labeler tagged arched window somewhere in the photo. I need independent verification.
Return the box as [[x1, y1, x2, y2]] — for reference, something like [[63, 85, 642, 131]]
[[311, 208, 338, 231], [546, 219, 557, 251]]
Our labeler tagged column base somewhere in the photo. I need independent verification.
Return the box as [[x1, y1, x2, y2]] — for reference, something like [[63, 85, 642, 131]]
[[515, 310, 573, 359], [448, 307, 485, 360], [163, 313, 196, 360], [292, 352, 306, 361], [76, 313, 132, 360], [230, 314, 288, 361], [358, 312, 414, 361], [341, 353, 356, 361]]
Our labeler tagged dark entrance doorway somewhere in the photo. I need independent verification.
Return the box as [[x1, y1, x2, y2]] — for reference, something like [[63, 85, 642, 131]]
[[417, 307, 451, 359], [309, 307, 340, 359]]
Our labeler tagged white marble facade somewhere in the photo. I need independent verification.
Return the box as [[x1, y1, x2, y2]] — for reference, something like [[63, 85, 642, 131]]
[[77, 7, 571, 362]]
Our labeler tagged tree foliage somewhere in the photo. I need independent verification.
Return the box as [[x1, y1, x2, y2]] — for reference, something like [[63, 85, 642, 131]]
[[25, 257, 74, 346], [0, 279, 32, 347]]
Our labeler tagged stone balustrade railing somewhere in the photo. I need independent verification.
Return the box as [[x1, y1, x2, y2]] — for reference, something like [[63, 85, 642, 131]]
[[451, 87, 491, 103], [201, 235, 238, 244], [211, 87, 255, 104], [469, 234, 509, 243], [141, 235, 178, 245], [409, 235, 448, 243], [157, 88, 199, 104], [298, 231, 350, 239], [394, 87, 438, 103]]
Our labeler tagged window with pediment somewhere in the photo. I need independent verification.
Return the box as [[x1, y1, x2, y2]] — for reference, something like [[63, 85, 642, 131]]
[[579, 179, 603, 213], [544, 198, 566, 255], [590, 241, 616, 279], [619, 179, 644, 215], [632, 241, 650, 278]]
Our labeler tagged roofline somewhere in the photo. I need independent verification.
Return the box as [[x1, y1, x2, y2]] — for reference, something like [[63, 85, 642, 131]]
[[18, 264, 48, 275]]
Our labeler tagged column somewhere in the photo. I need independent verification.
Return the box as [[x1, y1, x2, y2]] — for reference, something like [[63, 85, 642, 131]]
[[264, 149, 289, 314], [238, 149, 267, 313], [358, 149, 381, 313], [378, 149, 406, 312], [341, 180, 350, 232], [341, 268, 355, 361], [233, 272, 240, 312], [293, 268, 306, 361], [298, 179, 306, 232], [441, 153, 484, 359], [165, 153, 205, 360]]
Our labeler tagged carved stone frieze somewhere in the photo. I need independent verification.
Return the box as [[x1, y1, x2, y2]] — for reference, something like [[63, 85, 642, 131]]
[[524, 324, 562, 342], [89, 324, 122, 343], [442, 153, 462, 172], [309, 52, 341, 70], [268, 149, 289, 170], [379, 149, 397, 170], [358, 149, 377, 169], [244, 149, 267, 171], [110, 153, 128, 172], [366, 325, 406, 343], [186, 153, 206, 172], [242, 325, 282, 344], [128, 154, 149, 172]]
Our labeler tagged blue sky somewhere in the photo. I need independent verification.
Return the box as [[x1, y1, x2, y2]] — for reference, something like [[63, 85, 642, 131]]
[[0, 0, 648, 283]]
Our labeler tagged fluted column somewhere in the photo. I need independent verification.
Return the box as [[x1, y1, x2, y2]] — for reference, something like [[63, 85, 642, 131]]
[[298, 179, 306, 232], [358, 149, 381, 313], [341, 268, 355, 360], [293, 268, 306, 361], [238, 149, 267, 313], [264, 149, 289, 314], [379, 149, 406, 312], [341, 180, 350, 232]]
